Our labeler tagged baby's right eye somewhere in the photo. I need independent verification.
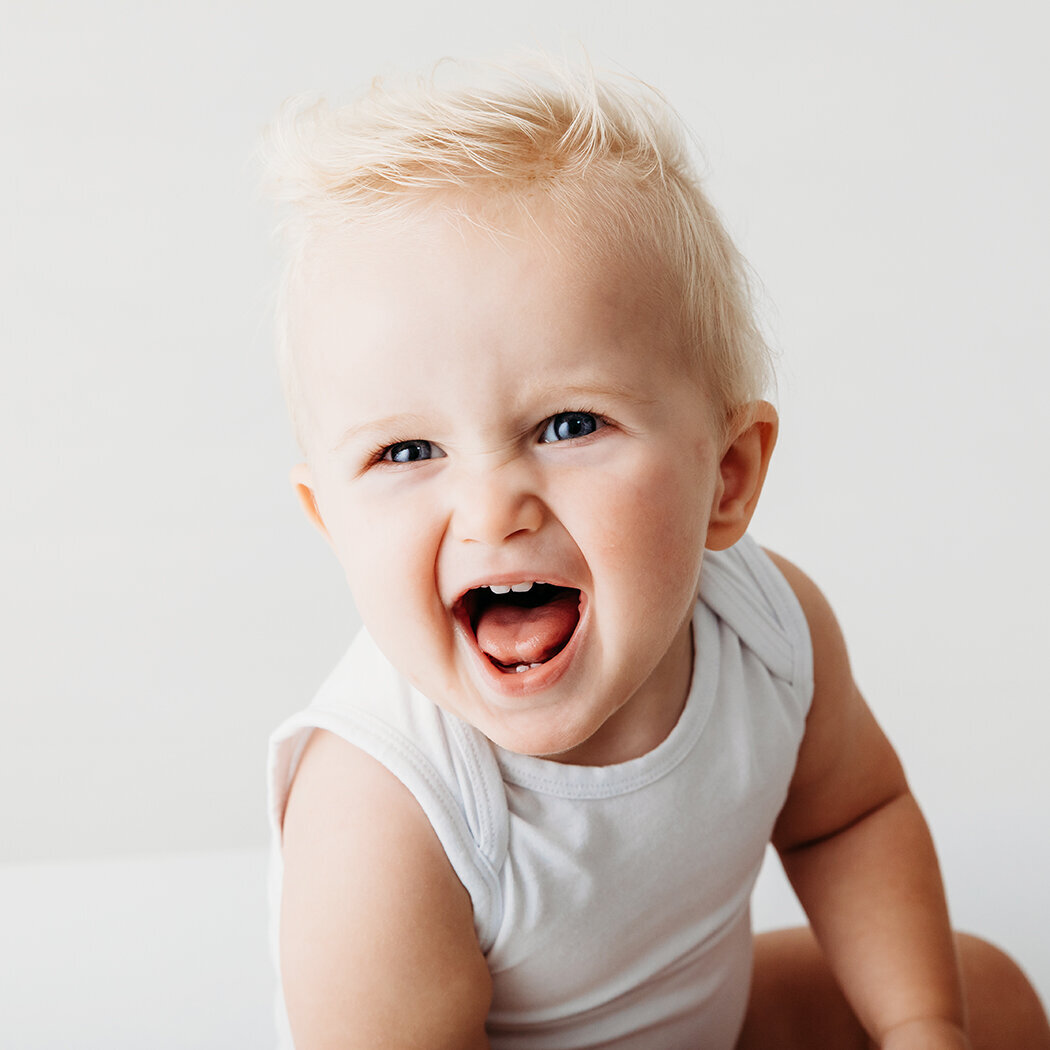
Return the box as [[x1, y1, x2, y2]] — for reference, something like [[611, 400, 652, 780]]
[[379, 440, 445, 464]]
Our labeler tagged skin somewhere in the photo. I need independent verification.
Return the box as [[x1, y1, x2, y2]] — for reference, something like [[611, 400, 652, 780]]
[[287, 207, 758, 765], [278, 203, 1049, 1049]]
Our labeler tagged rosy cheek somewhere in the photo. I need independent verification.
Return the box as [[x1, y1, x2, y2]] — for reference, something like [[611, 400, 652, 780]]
[[619, 472, 707, 588], [341, 509, 439, 613]]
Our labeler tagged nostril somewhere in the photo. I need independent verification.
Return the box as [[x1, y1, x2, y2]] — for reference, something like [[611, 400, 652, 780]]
[[453, 489, 545, 545]]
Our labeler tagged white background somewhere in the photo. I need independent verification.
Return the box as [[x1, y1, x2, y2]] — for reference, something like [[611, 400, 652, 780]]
[[3, 0, 1048, 1044]]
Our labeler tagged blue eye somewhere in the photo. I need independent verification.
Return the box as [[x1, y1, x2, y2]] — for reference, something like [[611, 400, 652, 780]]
[[540, 412, 603, 443], [381, 440, 444, 463]]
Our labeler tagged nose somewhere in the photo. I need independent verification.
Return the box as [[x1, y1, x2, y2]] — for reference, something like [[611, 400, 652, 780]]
[[449, 459, 545, 546]]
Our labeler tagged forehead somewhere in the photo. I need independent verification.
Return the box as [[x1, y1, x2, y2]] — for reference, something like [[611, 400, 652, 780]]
[[287, 200, 704, 446], [294, 196, 680, 350]]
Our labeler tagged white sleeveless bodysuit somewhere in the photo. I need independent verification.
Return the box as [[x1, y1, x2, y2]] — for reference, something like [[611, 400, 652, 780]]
[[268, 534, 813, 1049]]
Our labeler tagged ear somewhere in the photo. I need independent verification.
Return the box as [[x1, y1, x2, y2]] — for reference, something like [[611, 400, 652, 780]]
[[290, 462, 331, 542], [705, 400, 779, 551]]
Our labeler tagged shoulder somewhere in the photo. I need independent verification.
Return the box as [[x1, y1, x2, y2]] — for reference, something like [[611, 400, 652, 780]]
[[279, 729, 492, 1048], [270, 628, 509, 888], [760, 550, 909, 852]]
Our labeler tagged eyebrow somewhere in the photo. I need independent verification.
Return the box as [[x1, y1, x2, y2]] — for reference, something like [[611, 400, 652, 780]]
[[331, 414, 433, 454], [554, 382, 661, 407]]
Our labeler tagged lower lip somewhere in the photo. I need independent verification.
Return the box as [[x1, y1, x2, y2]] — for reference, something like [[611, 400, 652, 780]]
[[460, 595, 588, 703]]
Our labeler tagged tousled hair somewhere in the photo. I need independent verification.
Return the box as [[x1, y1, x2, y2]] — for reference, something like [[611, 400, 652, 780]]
[[262, 57, 773, 446]]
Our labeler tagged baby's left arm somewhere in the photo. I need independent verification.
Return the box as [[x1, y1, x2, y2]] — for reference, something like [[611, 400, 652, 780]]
[[766, 551, 970, 1050]]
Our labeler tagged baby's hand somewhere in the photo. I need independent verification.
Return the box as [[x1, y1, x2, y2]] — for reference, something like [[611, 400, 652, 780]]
[[880, 1018, 972, 1050]]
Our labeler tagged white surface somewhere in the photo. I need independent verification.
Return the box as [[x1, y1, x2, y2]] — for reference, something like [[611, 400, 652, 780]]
[[0, 847, 1043, 1048], [3, 0, 1047, 1021], [0, 850, 274, 1050]]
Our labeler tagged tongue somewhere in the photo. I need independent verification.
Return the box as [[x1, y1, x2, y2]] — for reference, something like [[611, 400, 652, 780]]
[[475, 596, 579, 667]]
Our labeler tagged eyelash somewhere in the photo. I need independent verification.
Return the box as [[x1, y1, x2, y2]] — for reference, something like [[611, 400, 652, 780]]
[[369, 439, 443, 466], [539, 410, 607, 443], [366, 409, 609, 467]]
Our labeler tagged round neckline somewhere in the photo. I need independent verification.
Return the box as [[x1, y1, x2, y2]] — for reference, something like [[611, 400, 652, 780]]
[[492, 612, 719, 799]]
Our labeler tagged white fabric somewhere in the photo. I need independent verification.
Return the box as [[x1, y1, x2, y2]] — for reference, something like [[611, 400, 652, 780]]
[[267, 534, 814, 1049]]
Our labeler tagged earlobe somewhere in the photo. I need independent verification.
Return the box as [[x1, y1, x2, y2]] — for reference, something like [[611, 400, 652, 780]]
[[290, 462, 331, 541], [705, 401, 779, 551]]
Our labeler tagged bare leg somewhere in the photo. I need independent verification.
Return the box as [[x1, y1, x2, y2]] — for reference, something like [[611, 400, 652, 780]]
[[735, 927, 1050, 1050]]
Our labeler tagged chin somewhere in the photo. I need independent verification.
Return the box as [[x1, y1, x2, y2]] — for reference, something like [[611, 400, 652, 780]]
[[478, 701, 611, 762]]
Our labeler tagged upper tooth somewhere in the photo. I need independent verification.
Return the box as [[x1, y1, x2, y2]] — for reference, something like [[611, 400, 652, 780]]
[[486, 581, 536, 594]]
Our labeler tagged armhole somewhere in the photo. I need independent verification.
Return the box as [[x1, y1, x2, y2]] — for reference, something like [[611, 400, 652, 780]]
[[269, 707, 505, 953]]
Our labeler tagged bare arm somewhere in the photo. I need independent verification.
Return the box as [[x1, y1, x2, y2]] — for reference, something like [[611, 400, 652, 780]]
[[279, 729, 493, 1049], [767, 551, 969, 1050]]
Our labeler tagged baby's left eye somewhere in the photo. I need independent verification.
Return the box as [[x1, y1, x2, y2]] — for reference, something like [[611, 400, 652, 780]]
[[540, 412, 604, 443]]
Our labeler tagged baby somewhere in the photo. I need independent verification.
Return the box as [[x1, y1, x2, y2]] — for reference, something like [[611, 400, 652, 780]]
[[265, 60, 1049, 1049]]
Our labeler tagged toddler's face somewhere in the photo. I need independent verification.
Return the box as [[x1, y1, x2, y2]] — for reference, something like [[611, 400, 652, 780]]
[[291, 207, 729, 764]]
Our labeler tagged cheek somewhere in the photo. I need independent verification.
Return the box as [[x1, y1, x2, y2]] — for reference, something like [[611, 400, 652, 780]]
[[577, 459, 710, 598], [323, 493, 441, 627]]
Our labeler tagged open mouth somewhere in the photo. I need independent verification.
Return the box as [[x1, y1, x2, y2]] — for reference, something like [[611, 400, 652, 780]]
[[457, 582, 582, 674]]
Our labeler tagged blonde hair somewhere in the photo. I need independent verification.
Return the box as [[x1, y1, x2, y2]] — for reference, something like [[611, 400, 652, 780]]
[[263, 57, 773, 444]]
